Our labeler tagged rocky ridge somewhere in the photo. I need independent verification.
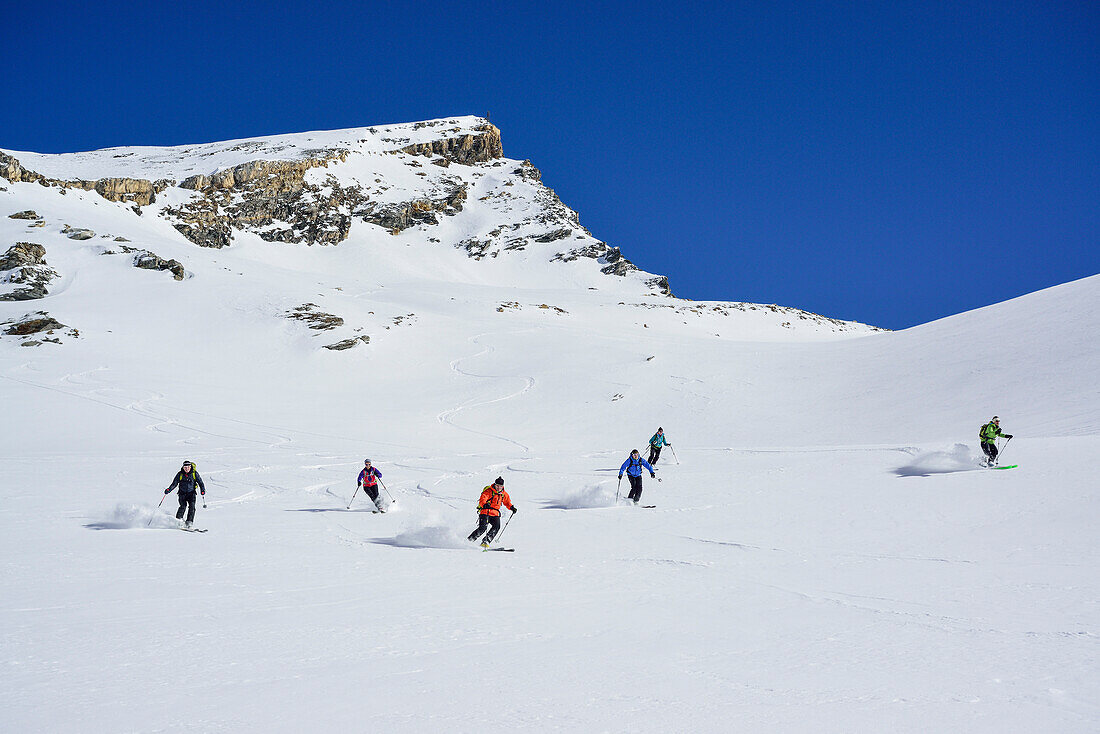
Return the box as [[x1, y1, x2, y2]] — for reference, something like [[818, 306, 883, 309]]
[[2, 119, 662, 295], [2, 152, 172, 208]]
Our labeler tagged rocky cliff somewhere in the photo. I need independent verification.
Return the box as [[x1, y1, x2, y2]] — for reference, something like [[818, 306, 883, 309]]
[[1, 117, 667, 298]]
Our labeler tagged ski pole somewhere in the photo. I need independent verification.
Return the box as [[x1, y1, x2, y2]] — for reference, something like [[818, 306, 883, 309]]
[[616, 476, 622, 503], [492, 511, 514, 546], [379, 479, 396, 504], [997, 436, 1012, 464], [148, 491, 168, 526], [347, 483, 361, 510], [669, 445, 679, 465]]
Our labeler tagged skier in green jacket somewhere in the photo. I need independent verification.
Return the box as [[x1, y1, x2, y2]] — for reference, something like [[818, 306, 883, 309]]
[[979, 416, 1013, 467]]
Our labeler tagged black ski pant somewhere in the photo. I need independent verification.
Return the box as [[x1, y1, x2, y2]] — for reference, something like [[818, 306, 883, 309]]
[[175, 491, 197, 523], [647, 445, 662, 465], [626, 474, 644, 503], [468, 514, 501, 543], [981, 442, 999, 464], [364, 484, 382, 509]]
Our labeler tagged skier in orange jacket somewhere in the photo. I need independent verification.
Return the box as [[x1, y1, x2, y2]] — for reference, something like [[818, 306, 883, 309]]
[[467, 476, 516, 547]]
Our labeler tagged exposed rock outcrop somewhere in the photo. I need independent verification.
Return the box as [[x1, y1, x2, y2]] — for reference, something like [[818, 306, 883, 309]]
[[8, 210, 39, 220], [167, 148, 469, 246], [286, 304, 344, 331], [133, 253, 183, 280], [100, 245, 186, 280], [178, 153, 348, 192], [1, 311, 77, 345], [358, 185, 467, 234], [323, 336, 370, 350], [4, 313, 65, 335], [0, 242, 58, 301], [61, 225, 95, 240], [130, 249, 185, 280], [399, 123, 503, 164], [0, 242, 46, 271], [0, 152, 168, 206], [167, 152, 354, 248]]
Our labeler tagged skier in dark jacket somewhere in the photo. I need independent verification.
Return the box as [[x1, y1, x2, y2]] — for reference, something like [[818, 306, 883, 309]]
[[165, 460, 205, 527], [647, 427, 671, 465], [619, 449, 657, 504], [979, 416, 1013, 466], [356, 459, 384, 512]]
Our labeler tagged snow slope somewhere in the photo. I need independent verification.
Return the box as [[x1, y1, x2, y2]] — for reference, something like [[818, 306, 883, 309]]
[[1, 121, 1097, 733]]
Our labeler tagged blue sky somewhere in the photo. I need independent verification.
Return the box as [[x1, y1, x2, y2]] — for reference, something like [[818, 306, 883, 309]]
[[4, 1, 1097, 328]]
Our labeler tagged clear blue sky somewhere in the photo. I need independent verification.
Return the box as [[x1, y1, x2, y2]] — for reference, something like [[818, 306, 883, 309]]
[[4, 1, 1097, 328]]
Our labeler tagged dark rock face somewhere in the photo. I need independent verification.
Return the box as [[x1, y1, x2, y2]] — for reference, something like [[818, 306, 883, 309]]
[[599, 246, 635, 276], [8, 210, 39, 220], [172, 220, 233, 249], [399, 124, 503, 164], [0, 242, 58, 301], [646, 276, 672, 296], [131, 250, 185, 281], [323, 336, 370, 350], [535, 228, 572, 243], [61, 225, 95, 240], [167, 146, 470, 247], [167, 153, 355, 248], [3, 312, 71, 339], [513, 160, 542, 181], [0, 242, 46, 271], [286, 304, 344, 330], [358, 185, 467, 234]]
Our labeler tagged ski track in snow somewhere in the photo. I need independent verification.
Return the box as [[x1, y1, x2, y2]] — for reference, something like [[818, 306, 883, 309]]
[[437, 330, 535, 455]]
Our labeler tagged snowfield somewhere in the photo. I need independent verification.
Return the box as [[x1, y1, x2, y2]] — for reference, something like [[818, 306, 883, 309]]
[[1, 121, 1097, 733]]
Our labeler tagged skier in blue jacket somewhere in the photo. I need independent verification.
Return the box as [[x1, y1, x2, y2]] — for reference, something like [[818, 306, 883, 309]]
[[618, 449, 657, 504]]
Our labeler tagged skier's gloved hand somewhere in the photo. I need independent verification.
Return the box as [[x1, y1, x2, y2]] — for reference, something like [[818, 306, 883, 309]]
[[511, 506, 517, 514], [200, 490, 205, 496], [164, 488, 171, 495], [1004, 434, 1013, 439], [650, 473, 656, 478], [618, 474, 623, 480]]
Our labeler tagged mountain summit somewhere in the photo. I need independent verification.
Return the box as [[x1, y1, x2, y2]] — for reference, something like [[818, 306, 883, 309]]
[[2, 117, 667, 289], [1, 116, 879, 351]]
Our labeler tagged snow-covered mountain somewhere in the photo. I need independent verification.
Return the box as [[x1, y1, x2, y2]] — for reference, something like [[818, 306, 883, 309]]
[[1, 118, 1097, 733]]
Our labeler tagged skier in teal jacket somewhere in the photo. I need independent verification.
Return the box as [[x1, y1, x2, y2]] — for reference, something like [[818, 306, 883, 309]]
[[647, 427, 671, 465]]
